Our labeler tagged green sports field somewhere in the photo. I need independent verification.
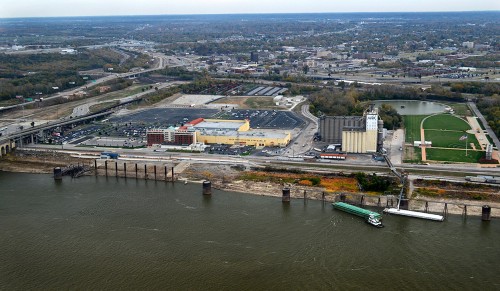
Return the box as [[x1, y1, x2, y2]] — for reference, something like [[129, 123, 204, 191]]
[[425, 148, 485, 163], [424, 130, 480, 149], [404, 113, 485, 163], [423, 114, 471, 131], [404, 115, 426, 144], [441, 102, 471, 116]]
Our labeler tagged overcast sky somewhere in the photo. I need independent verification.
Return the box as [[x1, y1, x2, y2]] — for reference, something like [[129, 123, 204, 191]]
[[1, 0, 499, 18]]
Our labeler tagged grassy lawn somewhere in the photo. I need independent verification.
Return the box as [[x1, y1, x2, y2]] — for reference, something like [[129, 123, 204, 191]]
[[404, 115, 427, 144], [423, 114, 471, 131], [424, 130, 480, 149], [441, 102, 471, 116], [97, 85, 147, 102], [426, 148, 484, 163], [404, 146, 422, 163], [0, 98, 21, 107], [89, 101, 120, 114]]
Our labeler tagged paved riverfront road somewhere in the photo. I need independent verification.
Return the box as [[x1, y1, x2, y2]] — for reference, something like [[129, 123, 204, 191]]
[[283, 105, 318, 157], [23, 144, 500, 178], [469, 102, 500, 151]]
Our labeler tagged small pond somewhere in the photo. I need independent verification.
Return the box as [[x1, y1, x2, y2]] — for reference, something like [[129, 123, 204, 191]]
[[371, 100, 449, 115]]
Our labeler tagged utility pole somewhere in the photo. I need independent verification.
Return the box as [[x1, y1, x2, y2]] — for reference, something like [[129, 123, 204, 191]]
[[465, 135, 468, 157]]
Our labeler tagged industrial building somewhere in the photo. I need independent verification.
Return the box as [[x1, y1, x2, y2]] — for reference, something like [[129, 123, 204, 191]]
[[146, 118, 290, 148], [198, 130, 290, 148], [319, 108, 383, 154]]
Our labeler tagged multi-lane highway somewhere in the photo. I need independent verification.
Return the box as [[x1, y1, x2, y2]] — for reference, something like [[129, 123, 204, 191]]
[[0, 52, 171, 114], [69, 81, 184, 118]]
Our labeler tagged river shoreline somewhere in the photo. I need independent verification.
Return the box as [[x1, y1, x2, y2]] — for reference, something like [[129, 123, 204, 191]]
[[1, 153, 499, 218]]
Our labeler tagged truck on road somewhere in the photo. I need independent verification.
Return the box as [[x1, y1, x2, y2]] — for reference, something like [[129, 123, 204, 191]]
[[100, 152, 119, 159]]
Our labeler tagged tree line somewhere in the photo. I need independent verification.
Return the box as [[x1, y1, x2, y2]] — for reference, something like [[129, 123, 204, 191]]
[[477, 95, 500, 138], [309, 87, 402, 130], [0, 49, 151, 101]]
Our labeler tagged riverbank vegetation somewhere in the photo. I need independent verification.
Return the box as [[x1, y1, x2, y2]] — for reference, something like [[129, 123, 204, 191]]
[[309, 88, 402, 129], [413, 179, 500, 202], [238, 169, 395, 194], [128, 86, 181, 109]]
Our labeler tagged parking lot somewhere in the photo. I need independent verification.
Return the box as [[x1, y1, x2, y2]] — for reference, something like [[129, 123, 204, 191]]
[[81, 137, 145, 148], [40, 107, 305, 147], [110, 108, 219, 126], [205, 144, 254, 156], [215, 109, 304, 130]]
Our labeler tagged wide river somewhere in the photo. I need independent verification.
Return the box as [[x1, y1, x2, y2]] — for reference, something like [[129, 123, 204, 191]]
[[1, 172, 499, 290]]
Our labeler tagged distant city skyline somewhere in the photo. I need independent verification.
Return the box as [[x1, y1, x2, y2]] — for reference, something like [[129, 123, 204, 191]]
[[1, 0, 499, 18]]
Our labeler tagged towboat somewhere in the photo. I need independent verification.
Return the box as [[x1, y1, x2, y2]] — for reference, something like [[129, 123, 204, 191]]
[[366, 214, 384, 228]]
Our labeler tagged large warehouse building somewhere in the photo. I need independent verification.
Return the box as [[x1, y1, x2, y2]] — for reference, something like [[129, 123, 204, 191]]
[[319, 108, 383, 154], [147, 118, 290, 148]]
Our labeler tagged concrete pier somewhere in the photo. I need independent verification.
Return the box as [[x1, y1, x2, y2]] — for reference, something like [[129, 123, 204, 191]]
[[282, 187, 291, 203], [53, 167, 62, 180], [482, 205, 491, 221], [203, 181, 212, 195]]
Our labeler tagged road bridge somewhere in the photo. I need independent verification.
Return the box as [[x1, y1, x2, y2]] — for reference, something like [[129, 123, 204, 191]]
[[0, 139, 15, 158]]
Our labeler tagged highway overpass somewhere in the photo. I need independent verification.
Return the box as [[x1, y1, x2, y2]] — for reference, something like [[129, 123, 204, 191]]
[[0, 111, 111, 156]]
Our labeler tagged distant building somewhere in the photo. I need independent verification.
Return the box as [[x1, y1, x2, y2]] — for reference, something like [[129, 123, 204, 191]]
[[319, 108, 383, 154], [474, 44, 491, 51], [316, 50, 333, 58], [231, 66, 256, 74], [458, 67, 477, 72], [250, 51, 259, 63], [61, 48, 77, 54], [305, 58, 317, 68], [462, 41, 474, 49]]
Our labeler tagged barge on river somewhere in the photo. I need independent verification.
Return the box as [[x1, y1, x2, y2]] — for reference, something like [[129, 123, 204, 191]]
[[384, 208, 444, 221], [332, 202, 383, 227]]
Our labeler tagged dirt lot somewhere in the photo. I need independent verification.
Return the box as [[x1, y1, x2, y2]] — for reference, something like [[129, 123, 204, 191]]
[[211, 96, 280, 109], [0, 150, 93, 173]]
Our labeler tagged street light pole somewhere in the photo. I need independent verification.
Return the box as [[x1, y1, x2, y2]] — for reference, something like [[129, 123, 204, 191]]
[[465, 135, 468, 157]]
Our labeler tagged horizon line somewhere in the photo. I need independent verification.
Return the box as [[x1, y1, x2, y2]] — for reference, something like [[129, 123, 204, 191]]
[[1, 10, 499, 20]]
